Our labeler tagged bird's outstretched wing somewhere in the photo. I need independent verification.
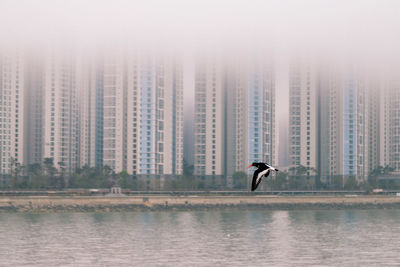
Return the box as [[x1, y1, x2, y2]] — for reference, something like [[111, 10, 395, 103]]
[[251, 169, 260, 191], [251, 169, 270, 191]]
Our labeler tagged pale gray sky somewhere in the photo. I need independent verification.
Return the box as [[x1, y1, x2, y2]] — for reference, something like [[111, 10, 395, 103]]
[[1, 0, 399, 53], [1, 0, 399, 94], [1, 0, 399, 165]]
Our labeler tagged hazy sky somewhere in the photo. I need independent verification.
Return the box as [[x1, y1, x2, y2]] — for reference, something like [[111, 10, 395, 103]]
[[1, 0, 399, 52], [1, 0, 399, 89], [1, 0, 399, 165]]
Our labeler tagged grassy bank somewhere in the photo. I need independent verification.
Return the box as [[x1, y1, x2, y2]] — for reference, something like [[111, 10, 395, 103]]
[[1, 195, 400, 212]]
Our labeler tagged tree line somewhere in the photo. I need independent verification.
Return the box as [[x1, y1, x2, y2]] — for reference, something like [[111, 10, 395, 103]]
[[3, 158, 399, 191]]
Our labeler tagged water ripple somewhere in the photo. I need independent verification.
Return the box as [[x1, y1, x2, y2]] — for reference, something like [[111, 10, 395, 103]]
[[0, 210, 399, 266]]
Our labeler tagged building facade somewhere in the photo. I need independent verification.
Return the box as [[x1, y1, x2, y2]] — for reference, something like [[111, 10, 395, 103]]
[[0, 49, 27, 179], [194, 57, 276, 178], [41, 51, 79, 173], [126, 55, 184, 177], [102, 53, 127, 172], [77, 53, 104, 168], [98, 51, 184, 176], [193, 58, 225, 176], [289, 63, 318, 175], [382, 79, 400, 171], [290, 63, 376, 183]]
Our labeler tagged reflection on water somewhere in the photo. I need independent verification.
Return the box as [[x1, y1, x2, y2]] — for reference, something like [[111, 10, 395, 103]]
[[0, 209, 399, 266]]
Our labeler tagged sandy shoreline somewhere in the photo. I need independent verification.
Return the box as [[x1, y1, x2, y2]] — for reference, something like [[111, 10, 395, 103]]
[[1, 195, 400, 212]]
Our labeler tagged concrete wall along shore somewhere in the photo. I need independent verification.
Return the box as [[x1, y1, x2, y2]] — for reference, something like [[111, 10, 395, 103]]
[[1, 195, 400, 212]]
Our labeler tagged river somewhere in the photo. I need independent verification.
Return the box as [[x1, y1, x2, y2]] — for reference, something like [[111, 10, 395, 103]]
[[0, 209, 399, 266]]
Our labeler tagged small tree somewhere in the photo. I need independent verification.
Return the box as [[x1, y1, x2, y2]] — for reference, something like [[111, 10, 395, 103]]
[[183, 159, 194, 177], [43, 158, 58, 188], [9, 157, 18, 188], [269, 171, 288, 190], [27, 163, 46, 189], [289, 165, 317, 190], [344, 176, 358, 190], [116, 170, 130, 188], [103, 165, 116, 187], [330, 175, 344, 190], [57, 161, 67, 189], [289, 165, 308, 176], [232, 171, 248, 190], [369, 165, 395, 189]]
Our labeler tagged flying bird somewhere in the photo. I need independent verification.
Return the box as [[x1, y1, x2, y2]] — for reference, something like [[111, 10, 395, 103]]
[[248, 162, 279, 191]]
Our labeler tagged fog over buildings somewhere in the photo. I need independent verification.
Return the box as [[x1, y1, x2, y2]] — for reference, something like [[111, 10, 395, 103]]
[[0, 0, 400, 183]]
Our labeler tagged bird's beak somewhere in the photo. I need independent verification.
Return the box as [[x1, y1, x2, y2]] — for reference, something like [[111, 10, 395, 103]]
[[247, 164, 253, 168]]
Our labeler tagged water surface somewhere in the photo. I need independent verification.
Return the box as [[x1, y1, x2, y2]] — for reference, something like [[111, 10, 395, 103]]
[[0, 209, 399, 266]]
